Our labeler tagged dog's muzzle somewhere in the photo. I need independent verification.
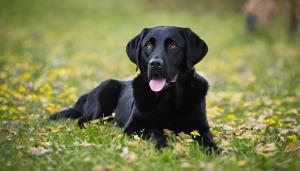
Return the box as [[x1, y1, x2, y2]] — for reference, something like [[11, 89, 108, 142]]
[[147, 58, 178, 92], [148, 58, 166, 92]]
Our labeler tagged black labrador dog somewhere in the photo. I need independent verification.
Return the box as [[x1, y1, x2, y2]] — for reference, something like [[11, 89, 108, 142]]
[[50, 26, 218, 152]]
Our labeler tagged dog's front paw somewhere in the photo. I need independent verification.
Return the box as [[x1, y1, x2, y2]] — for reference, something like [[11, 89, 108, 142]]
[[203, 141, 221, 155], [49, 113, 59, 120], [154, 139, 168, 150], [78, 117, 88, 129], [149, 129, 168, 150]]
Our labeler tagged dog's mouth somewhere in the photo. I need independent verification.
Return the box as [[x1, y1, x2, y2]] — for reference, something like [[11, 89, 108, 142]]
[[149, 73, 178, 92]]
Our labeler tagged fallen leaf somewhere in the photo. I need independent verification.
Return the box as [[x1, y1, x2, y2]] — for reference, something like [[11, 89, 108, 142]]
[[83, 156, 92, 162], [79, 142, 92, 147], [39, 141, 52, 148], [256, 143, 277, 157], [92, 165, 110, 171], [120, 147, 137, 162], [279, 129, 289, 135], [181, 162, 191, 169], [90, 119, 101, 124], [128, 140, 142, 148], [291, 126, 300, 134], [178, 132, 191, 142], [285, 141, 300, 152], [163, 129, 173, 138], [174, 143, 188, 153], [50, 125, 65, 133], [143, 149, 153, 157], [29, 147, 50, 155], [238, 160, 246, 166], [226, 114, 236, 121], [287, 135, 298, 141]]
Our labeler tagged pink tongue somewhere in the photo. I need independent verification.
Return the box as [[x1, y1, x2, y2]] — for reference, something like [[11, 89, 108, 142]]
[[149, 79, 166, 92]]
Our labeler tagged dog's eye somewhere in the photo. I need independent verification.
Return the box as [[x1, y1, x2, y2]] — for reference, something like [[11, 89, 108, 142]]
[[144, 42, 153, 49], [167, 42, 177, 49]]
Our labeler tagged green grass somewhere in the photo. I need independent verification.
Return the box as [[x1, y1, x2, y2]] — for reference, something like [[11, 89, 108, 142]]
[[0, 0, 299, 170]]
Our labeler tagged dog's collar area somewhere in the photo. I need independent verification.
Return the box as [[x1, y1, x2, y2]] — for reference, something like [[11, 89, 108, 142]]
[[170, 74, 178, 83]]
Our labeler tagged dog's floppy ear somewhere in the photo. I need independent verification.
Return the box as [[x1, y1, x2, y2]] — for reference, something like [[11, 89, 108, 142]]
[[126, 28, 148, 71], [182, 28, 208, 69]]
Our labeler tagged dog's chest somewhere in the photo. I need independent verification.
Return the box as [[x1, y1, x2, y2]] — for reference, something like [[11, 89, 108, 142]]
[[141, 89, 201, 126]]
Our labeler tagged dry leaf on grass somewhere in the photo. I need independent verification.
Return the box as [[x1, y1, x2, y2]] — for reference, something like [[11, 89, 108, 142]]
[[38, 141, 52, 148], [177, 132, 193, 145], [256, 143, 277, 157], [285, 141, 300, 152], [238, 160, 246, 166], [29, 147, 50, 155], [181, 162, 191, 169], [120, 147, 137, 162], [92, 165, 110, 171], [174, 143, 188, 153], [50, 125, 65, 133]]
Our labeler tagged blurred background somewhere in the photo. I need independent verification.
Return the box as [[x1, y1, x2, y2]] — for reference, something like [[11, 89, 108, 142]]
[[0, 1, 300, 170], [1, 0, 300, 120], [0, 0, 299, 93], [0, 0, 299, 114]]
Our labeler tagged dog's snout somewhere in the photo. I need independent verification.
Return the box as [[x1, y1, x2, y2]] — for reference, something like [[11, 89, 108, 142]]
[[149, 58, 163, 68]]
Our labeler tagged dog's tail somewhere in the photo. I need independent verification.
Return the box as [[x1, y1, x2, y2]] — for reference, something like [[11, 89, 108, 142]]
[[49, 93, 88, 120]]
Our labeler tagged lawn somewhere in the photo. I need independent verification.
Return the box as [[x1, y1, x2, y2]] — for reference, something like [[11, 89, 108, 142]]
[[0, 0, 299, 170]]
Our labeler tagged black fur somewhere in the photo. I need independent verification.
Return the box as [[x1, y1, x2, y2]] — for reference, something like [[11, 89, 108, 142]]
[[49, 26, 218, 153]]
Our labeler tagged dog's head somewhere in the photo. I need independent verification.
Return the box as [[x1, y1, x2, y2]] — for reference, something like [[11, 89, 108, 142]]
[[126, 26, 208, 92]]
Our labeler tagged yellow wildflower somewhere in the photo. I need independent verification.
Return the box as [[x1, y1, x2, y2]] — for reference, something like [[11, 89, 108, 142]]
[[46, 104, 61, 113], [227, 114, 236, 121], [287, 109, 298, 115], [287, 135, 298, 141], [273, 99, 281, 106], [9, 108, 17, 114], [39, 83, 53, 94], [21, 72, 31, 81], [0, 105, 8, 111], [262, 118, 276, 125], [277, 122, 283, 128], [18, 85, 26, 93], [211, 129, 218, 135], [238, 160, 246, 166], [190, 130, 200, 138], [216, 107, 224, 113]]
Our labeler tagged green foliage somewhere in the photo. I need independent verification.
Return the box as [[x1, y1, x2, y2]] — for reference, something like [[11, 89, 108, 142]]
[[0, 0, 299, 170]]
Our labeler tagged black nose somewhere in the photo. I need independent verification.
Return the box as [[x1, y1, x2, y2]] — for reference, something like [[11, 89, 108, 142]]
[[149, 58, 163, 68]]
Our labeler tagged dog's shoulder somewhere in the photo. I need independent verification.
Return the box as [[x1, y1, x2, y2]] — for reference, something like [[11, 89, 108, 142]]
[[132, 74, 145, 87], [192, 73, 209, 97]]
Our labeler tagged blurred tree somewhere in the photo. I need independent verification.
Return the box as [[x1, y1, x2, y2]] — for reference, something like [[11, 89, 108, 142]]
[[288, 0, 298, 37], [244, 0, 299, 37], [244, 0, 277, 32]]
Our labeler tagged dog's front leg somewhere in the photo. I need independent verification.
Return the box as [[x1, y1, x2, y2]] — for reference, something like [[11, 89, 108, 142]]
[[148, 129, 167, 149], [193, 124, 220, 154], [124, 114, 167, 149], [197, 130, 218, 153], [125, 125, 167, 149]]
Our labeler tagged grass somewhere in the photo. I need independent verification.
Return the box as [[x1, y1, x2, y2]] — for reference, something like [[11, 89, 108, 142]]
[[0, 0, 299, 170]]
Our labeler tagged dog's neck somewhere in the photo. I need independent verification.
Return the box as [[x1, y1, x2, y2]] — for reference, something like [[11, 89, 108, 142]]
[[132, 69, 196, 99], [131, 69, 196, 115]]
